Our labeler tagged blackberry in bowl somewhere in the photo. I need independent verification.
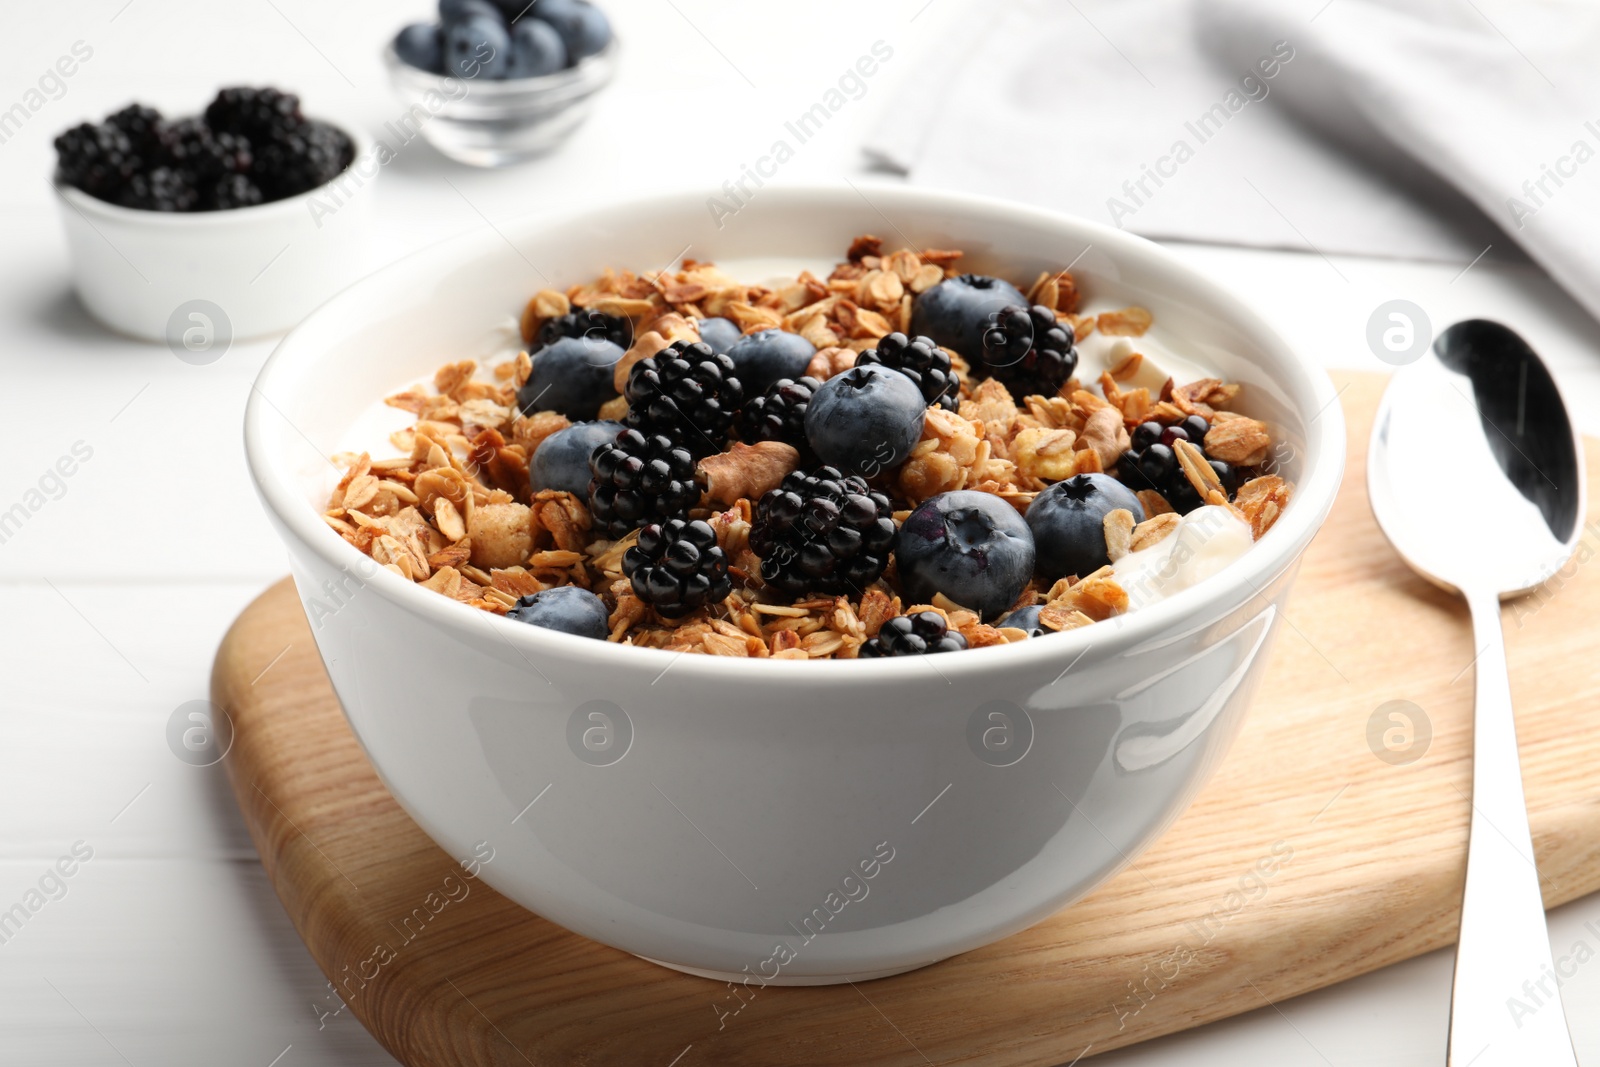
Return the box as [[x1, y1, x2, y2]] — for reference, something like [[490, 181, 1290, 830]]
[[384, 0, 618, 166], [51, 88, 374, 341], [748, 466, 897, 596], [858, 611, 970, 657], [979, 303, 1080, 402], [55, 89, 354, 213]]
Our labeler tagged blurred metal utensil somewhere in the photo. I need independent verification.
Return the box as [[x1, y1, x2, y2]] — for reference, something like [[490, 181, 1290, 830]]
[[1369, 319, 1585, 1066]]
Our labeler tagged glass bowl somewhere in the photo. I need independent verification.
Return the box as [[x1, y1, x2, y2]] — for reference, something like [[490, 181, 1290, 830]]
[[381, 40, 617, 167]]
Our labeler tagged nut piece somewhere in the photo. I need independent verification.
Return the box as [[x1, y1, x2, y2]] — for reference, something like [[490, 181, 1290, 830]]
[[1130, 512, 1180, 551], [1096, 306, 1153, 337], [1174, 439, 1224, 500], [1235, 474, 1294, 539], [1103, 508, 1135, 562], [897, 407, 987, 504], [1172, 377, 1242, 416], [1079, 406, 1129, 468], [725, 301, 784, 334], [960, 377, 1018, 434], [612, 330, 674, 394], [1108, 350, 1144, 381], [467, 502, 533, 569], [699, 441, 801, 506], [805, 346, 858, 380], [1038, 605, 1096, 632], [1048, 566, 1129, 621], [434, 497, 467, 543], [1027, 270, 1081, 314], [1136, 488, 1173, 517], [1013, 427, 1078, 482], [520, 288, 570, 345], [1203, 417, 1272, 466], [646, 311, 701, 345], [532, 490, 592, 553], [414, 466, 473, 522]]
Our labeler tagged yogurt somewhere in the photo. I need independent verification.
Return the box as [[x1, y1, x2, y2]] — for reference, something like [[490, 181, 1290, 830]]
[[1112, 506, 1254, 611]]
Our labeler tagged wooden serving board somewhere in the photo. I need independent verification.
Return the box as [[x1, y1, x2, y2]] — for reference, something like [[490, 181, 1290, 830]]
[[213, 372, 1600, 1067]]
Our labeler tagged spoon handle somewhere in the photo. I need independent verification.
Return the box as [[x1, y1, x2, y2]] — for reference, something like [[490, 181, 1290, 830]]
[[1447, 594, 1578, 1066]]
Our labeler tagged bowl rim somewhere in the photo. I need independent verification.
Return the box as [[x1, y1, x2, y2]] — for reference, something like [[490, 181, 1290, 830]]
[[53, 122, 378, 228], [380, 37, 618, 97], [245, 184, 1346, 683]]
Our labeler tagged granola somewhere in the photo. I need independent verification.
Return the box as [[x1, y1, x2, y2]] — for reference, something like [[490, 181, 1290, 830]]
[[324, 238, 1296, 658]]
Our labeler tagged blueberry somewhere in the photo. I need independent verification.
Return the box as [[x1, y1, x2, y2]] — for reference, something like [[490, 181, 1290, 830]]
[[504, 16, 567, 77], [443, 14, 512, 80], [804, 364, 926, 477], [997, 604, 1046, 636], [1026, 473, 1147, 583], [530, 420, 624, 496], [440, 0, 501, 21], [909, 274, 1028, 362], [517, 335, 625, 420], [531, 0, 612, 60], [695, 316, 742, 355], [506, 585, 610, 640], [897, 491, 1036, 621], [394, 23, 445, 72], [724, 328, 816, 395]]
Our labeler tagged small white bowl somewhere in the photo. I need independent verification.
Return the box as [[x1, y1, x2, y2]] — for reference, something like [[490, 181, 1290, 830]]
[[381, 41, 617, 167], [245, 187, 1345, 984], [54, 128, 378, 345]]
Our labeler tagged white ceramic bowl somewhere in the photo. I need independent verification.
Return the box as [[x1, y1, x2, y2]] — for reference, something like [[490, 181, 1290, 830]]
[[382, 41, 617, 167], [54, 129, 378, 344], [245, 186, 1344, 984]]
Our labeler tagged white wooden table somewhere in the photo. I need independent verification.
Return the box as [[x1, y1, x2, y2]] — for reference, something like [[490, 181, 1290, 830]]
[[4, 1, 1599, 1064]]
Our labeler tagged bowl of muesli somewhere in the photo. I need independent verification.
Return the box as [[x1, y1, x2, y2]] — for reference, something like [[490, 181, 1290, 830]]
[[244, 186, 1343, 984]]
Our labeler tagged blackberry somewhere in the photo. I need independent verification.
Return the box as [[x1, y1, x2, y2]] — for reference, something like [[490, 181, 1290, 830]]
[[537, 309, 632, 351], [623, 519, 732, 618], [979, 304, 1079, 402], [855, 332, 959, 411], [737, 376, 819, 452], [206, 173, 265, 211], [204, 87, 305, 144], [54, 122, 138, 199], [1114, 415, 1236, 515], [623, 341, 743, 457], [749, 467, 896, 596], [588, 428, 700, 539], [159, 118, 252, 183], [858, 611, 969, 658], [252, 120, 353, 199], [116, 167, 199, 212], [105, 104, 164, 159]]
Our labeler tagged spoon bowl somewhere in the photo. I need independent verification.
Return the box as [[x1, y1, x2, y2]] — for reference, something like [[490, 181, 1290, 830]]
[[1369, 319, 1583, 598]]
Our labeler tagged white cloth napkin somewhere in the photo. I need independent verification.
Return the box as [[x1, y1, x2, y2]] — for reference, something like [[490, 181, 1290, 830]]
[[869, 0, 1600, 319]]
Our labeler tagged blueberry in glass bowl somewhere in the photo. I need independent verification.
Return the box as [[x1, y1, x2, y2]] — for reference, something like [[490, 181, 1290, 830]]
[[385, 0, 618, 166]]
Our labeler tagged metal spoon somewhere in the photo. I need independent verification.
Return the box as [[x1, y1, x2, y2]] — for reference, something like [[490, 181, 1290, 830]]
[[1368, 319, 1585, 1066]]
